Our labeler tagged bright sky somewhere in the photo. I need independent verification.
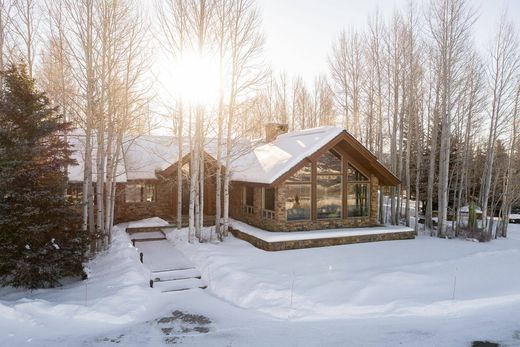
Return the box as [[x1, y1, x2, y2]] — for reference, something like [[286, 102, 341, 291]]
[[256, 0, 520, 84]]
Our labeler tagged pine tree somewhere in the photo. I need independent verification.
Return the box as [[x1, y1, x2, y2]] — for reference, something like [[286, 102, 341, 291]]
[[0, 64, 87, 289]]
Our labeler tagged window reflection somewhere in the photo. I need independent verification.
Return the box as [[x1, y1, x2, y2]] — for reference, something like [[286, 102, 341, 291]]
[[347, 164, 368, 181], [285, 184, 311, 221], [317, 175, 342, 219], [316, 150, 341, 175], [285, 163, 312, 183], [347, 183, 369, 217]]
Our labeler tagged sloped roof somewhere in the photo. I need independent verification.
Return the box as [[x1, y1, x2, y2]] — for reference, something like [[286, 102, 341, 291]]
[[122, 135, 187, 180], [231, 127, 343, 184], [67, 126, 399, 186], [68, 135, 128, 183], [67, 133, 250, 183], [230, 126, 399, 186]]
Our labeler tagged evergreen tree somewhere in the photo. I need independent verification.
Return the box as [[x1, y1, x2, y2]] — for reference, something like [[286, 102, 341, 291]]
[[0, 64, 87, 289]]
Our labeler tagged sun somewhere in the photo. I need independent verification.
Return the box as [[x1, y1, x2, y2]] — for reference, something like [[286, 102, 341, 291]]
[[170, 51, 220, 106]]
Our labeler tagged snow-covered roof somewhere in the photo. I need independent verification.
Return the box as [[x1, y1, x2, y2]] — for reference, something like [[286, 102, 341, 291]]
[[68, 135, 127, 183], [67, 133, 248, 183], [67, 126, 397, 186], [122, 135, 187, 180], [231, 126, 344, 184]]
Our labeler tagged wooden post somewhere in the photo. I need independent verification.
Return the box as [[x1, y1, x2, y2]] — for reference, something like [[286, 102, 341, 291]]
[[140, 252, 143, 263]]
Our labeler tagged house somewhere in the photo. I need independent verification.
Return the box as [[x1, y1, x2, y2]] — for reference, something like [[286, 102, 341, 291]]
[[229, 124, 400, 232], [68, 124, 415, 249], [67, 134, 226, 224]]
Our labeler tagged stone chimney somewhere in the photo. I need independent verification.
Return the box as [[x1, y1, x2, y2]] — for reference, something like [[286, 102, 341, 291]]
[[265, 123, 288, 142]]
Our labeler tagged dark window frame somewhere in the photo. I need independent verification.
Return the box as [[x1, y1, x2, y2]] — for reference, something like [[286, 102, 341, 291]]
[[125, 182, 157, 203], [244, 186, 255, 214], [346, 162, 370, 218], [316, 150, 343, 220]]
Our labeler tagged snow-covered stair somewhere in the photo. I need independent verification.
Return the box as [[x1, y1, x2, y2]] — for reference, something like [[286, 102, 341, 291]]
[[152, 268, 201, 282], [153, 277, 207, 292], [151, 268, 206, 292]]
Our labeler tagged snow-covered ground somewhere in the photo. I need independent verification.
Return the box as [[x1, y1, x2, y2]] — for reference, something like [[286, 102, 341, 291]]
[[2, 220, 520, 346]]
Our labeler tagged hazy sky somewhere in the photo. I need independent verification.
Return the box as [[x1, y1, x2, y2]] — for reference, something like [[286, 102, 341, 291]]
[[256, 0, 520, 83]]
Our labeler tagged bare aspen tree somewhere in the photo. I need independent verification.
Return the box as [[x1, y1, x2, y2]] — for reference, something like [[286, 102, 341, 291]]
[[0, 0, 14, 86], [329, 31, 350, 132], [385, 12, 404, 226], [157, 0, 189, 230], [190, 0, 214, 241], [367, 9, 386, 224], [11, 0, 39, 79], [427, 0, 476, 236], [497, 83, 520, 237], [403, 2, 421, 228], [275, 72, 290, 124], [480, 13, 520, 231], [61, 0, 97, 251], [454, 52, 485, 234], [222, 0, 264, 236], [214, 0, 228, 240]]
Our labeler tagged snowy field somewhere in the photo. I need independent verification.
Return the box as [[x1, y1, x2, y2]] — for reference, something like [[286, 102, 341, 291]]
[[1, 220, 520, 346]]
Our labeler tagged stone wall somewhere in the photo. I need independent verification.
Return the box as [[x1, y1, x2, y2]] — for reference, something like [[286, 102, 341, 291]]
[[114, 178, 174, 224], [229, 174, 381, 232], [230, 227, 416, 251]]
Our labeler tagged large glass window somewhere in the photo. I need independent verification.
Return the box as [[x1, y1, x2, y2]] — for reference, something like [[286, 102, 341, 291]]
[[317, 150, 341, 175], [285, 163, 311, 221], [348, 164, 369, 181], [285, 184, 311, 221], [317, 151, 342, 219], [286, 164, 312, 183], [347, 183, 369, 217], [347, 164, 369, 218], [317, 175, 342, 219]]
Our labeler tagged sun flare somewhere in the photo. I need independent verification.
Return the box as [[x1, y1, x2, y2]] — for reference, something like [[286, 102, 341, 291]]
[[170, 51, 220, 106]]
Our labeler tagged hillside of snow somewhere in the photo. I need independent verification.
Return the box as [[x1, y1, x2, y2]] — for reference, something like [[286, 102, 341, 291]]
[[1, 221, 520, 346]]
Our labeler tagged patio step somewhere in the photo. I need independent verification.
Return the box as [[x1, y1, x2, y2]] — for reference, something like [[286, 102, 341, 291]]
[[153, 277, 207, 292], [130, 231, 167, 243], [151, 268, 202, 282]]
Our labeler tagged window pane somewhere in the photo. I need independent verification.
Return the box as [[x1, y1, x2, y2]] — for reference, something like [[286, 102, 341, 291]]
[[145, 184, 155, 202], [264, 188, 275, 211], [347, 183, 369, 217], [125, 184, 142, 203], [67, 185, 83, 203], [285, 184, 311, 221], [347, 164, 368, 182], [286, 163, 312, 183], [317, 151, 341, 175], [245, 186, 254, 206], [317, 175, 342, 219]]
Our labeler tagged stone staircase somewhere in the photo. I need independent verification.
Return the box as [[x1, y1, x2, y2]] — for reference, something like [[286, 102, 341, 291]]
[[151, 267, 207, 293], [126, 226, 207, 293]]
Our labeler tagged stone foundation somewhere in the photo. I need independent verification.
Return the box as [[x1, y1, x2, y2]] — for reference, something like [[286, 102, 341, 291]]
[[230, 227, 417, 251]]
